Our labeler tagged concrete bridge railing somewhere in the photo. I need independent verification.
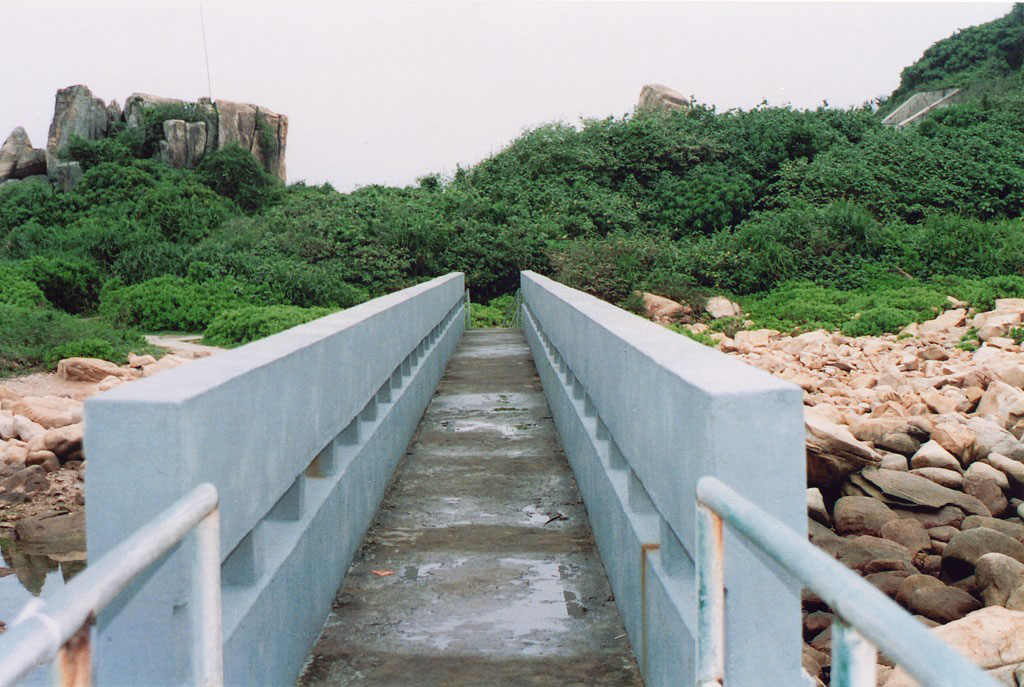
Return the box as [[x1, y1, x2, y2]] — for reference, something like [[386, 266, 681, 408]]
[[520, 271, 807, 686], [84, 273, 465, 685]]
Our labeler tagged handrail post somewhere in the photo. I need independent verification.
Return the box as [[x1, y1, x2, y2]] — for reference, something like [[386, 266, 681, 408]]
[[193, 506, 224, 687], [831, 620, 877, 687], [695, 503, 724, 687]]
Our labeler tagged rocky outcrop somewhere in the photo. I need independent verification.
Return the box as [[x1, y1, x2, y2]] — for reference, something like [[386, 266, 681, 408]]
[[6, 86, 288, 190], [0, 127, 47, 182], [160, 120, 208, 168], [637, 84, 689, 113], [45, 85, 109, 177], [215, 99, 288, 180]]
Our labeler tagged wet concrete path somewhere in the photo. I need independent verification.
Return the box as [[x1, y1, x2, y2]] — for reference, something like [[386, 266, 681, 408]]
[[298, 329, 642, 686]]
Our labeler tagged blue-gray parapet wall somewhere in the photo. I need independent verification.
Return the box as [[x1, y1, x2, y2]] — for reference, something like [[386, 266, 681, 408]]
[[84, 273, 465, 686], [520, 271, 806, 686]]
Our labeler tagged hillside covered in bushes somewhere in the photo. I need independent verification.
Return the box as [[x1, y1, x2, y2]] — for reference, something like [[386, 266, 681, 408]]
[[1, 5, 1023, 374]]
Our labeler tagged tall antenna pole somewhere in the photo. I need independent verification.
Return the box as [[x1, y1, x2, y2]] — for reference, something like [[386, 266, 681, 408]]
[[199, 4, 213, 101]]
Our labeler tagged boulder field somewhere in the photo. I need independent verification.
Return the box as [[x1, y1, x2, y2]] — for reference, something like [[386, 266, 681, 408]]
[[644, 293, 1024, 685]]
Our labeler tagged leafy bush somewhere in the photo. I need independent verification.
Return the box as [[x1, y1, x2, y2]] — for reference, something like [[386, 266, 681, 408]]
[[197, 143, 283, 213], [14, 255, 102, 314], [202, 305, 334, 347], [44, 338, 116, 368], [0, 304, 155, 376], [669, 324, 716, 347], [99, 275, 255, 332], [0, 267, 49, 308]]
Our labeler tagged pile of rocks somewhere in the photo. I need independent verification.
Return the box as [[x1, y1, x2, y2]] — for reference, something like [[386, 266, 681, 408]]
[[642, 294, 1024, 683], [0, 353, 195, 511]]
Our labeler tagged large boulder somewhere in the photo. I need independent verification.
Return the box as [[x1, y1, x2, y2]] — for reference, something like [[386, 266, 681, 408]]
[[849, 418, 930, 456], [704, 296, 741, 320], [46, 85, 109, 175], [56, 357, 136, 383], [11, 396, 82, 429], [637, 84, 689, 113], [215, 99, 287, 181], [640, 292, 690, 323], [883, 607, 1024, 687], [849, 467, 990, 516], [0, 127, 46, 181], [977, 381, 1024, 429], [975, 553, 1024, 607]]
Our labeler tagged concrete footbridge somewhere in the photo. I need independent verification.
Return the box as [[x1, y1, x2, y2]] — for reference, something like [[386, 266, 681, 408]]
[[0, 273, 997, 686]]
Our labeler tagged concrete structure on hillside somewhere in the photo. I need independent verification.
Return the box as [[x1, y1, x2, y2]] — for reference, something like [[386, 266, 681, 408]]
[[882, 88, 965, 128]]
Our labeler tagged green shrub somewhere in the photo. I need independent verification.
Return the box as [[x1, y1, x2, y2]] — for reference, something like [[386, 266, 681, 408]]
[[202, 305, 334, 347], [43, 338, 116, 369], [841, 307, 915, 337], [61, 134, 136, 170], [0, 304, 155, 376], [669, 324, 716, 347], [197, 143, 283, 213], [99, 275, 255, 332], [14, 255, 102, 314], [0, 267, 48, 308], [469, 303, 503, 328]]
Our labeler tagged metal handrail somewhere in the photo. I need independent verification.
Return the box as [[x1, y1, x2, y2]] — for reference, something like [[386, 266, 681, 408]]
[[0, 483, 223, 687], [695, 476, 997, 687], [501, 290, 523, 328]]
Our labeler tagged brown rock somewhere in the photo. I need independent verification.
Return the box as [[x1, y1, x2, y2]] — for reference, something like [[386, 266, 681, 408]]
[[803, 611, 834, 640], [11, 396, 82, 429], [963, 469, 1009, 517], [805, 414, 882, 490], [960, 515, 1024, 543], [838, 535, 915, 574], [927, 526, 959, 543], [866, 570, 914, 598], [895, 573, 945, 605], [637, 83, 690, 112], [903, 584, 982, 624], [57, 357, 135, 383], [215, 99, 288, 180], [919, 309, 966, 335], [975, 553, 1024, 607], [849, 418, 929, 456], [834, 496, 898, 536], [856, 467, 989, 516], [25, 450, 59, 473], [881, 518, 931, 556], [942, 527, 1024, 579], [910, 440, 962, 473], [43, 423, 83, 462], [977, 380, 1024, 429], [14, 510, 84, 548], [882, 607, 1024, 687], [909, 467, 963, 489]]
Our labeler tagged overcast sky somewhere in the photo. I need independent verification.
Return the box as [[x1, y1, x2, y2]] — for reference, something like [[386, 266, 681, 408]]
[[0, 1, 1013, 191]]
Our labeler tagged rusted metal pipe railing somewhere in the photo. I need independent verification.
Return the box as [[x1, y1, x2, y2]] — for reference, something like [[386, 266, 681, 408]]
[[0, 483, 222, 687], [695, 476, 998, 687]]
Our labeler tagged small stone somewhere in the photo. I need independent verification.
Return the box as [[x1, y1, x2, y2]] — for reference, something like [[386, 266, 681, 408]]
[[803, 611, 834, 640], [910, 440, 962, 473], [880, 453, 909, 471]]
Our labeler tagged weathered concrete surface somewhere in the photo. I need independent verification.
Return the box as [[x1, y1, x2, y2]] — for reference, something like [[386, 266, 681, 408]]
[[299, 330, 641, 686]]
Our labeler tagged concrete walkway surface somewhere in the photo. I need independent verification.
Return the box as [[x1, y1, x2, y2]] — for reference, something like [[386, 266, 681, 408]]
[[298, 329, 642, 686]]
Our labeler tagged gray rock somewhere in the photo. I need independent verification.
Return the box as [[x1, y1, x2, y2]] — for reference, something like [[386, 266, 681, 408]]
[[46, 85, 109, 175], [637, 83, 689, 112], [895, 574, 945, 606], [216, 99, 287, 181], [807, 487, 829, 526], [909, 467, 963, 490], [123, 92, 185, 128], [14, 510, 84, 549], [50, 161, 83, 192], [866, 570, 914, 598], [160, 119, 208, 168], [902, 584, 982, 624], [968, 417, 1024, 462], [850, 417, 931, 456], [963, 468, 1009, 517], [855, 467, 990, 516], [975, 552, 1024, 606], [942, 527, 1024, 579], [961, 515, 1024, 543], [838, 535, 915, 574], [0, 127, 47, 181]]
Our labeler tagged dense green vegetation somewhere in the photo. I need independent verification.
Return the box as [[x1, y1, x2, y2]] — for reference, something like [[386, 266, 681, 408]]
[[1, 6, 1022, 374]]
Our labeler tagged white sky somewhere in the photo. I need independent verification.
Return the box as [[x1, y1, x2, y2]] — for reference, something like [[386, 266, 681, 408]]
[[0, 1, 1013, 191]]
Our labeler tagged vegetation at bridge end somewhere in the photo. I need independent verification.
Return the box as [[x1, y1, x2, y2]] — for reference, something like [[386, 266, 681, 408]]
[[1, 5, 1023, 374]]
